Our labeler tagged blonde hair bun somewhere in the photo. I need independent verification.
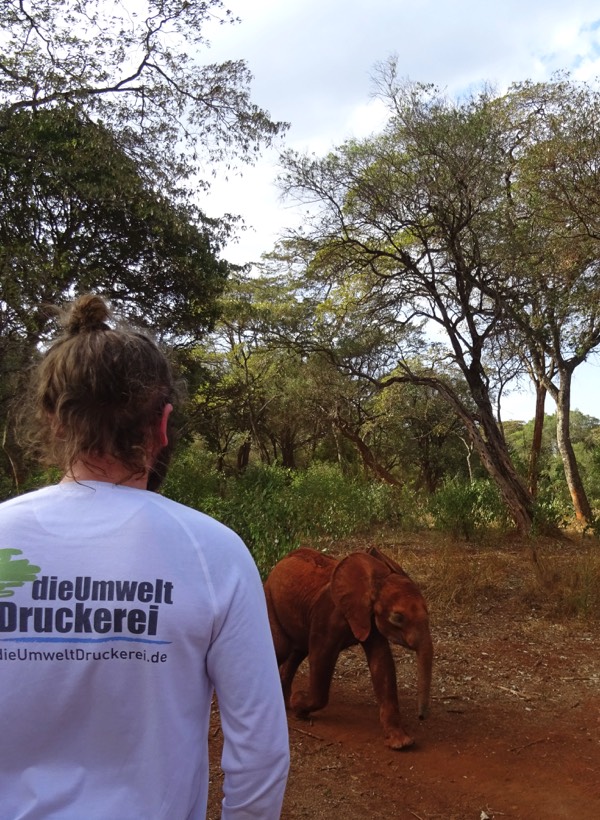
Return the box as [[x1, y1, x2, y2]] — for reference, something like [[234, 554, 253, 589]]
[[63, 294, 111, 335]]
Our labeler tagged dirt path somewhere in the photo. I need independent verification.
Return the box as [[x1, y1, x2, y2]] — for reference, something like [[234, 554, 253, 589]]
[[208, 538, 600, 819]]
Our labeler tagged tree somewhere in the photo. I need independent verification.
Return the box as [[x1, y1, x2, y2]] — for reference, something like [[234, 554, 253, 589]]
[[505, 411, 600, 519], [0, 1, 288, 492], [276, 69, 600, 532], [277, 79, 534, 531], [0, 105, 228, 490], [489, 78, 600, 525], [188, 273, 330, 471], [371, 375, 477, 492], [0, 0, 286, 192]]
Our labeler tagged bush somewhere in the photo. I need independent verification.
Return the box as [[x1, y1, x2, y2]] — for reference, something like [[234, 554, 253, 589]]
[[0, 467, 63, 501], [290, 463, 368, 539], [215, 465, 300, 577], [161, 444, 223, 512], [429, 478, 511, 539], [531, 484, 571, 534], [163, 453, 427, 576]]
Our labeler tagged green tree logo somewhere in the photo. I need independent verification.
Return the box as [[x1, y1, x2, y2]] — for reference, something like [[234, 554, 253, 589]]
[[0, 549, 41, 597]]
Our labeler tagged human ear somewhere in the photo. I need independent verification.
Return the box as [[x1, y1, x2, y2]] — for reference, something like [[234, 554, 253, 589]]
[[158, 403, 173, 448]]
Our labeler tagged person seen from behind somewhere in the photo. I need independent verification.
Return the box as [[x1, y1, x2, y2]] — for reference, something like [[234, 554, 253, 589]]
[[0, 294, 290, 819]]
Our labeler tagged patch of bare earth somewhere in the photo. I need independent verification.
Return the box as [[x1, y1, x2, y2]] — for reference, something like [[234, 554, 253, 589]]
[[207, 533, 600, 819]]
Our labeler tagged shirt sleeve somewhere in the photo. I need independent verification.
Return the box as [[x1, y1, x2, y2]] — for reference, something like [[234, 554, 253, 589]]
[[205, 539, 290, 819]]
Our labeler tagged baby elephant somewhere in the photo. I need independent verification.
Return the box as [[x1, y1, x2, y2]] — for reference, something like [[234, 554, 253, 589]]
[[264, 546, 433, 750]]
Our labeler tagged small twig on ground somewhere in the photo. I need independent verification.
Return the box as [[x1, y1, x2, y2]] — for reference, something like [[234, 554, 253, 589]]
[[407, 810, 425, 820], [494, 684, 533, 701], [560, 676, 593, 682], [290, 725, 326, 741], [508, 737, 548, 753]]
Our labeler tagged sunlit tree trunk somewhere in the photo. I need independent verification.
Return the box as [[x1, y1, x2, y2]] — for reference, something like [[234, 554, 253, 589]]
[[528, 382, 547, 498], [333, 415, 401, 486], [555, 371, 593, 525]]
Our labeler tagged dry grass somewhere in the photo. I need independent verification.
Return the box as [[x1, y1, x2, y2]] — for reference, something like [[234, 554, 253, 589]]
[[322, 529, 600, 623]]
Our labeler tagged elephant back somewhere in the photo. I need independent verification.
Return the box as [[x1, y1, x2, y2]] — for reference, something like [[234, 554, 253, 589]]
[[264, 548, 339, 613]]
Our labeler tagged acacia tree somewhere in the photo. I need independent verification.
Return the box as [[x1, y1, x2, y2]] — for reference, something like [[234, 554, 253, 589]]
[[277, 78, 539, 532], [188, 273, 330, 471], [0, 105, 231, 489], [0, 0, 287, 341], [278, 70, 600, 530], [490, 78, 600, 524]]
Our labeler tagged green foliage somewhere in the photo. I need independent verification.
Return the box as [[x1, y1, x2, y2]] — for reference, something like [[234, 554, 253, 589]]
[[0, 106, 229, 342], [163, 450, 426, 576], [0, 1, 287, 492], [0, 466, 62, 503], [428, 479, 511, 539], [278, 72, 600, 531], [0, 105, 229, 490], [530, 484, 572, 534], [214, 465, 300, 577], [1, 0, 286, 191], [505, 411, 600, 524], [160, 444, 224, 512]]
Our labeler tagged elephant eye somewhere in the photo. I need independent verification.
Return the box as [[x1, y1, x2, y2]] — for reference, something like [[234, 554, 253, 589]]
[[389, 612, 405, 626]]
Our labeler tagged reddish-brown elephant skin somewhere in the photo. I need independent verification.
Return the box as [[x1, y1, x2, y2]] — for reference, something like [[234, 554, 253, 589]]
[[263, 546, 433, 750]]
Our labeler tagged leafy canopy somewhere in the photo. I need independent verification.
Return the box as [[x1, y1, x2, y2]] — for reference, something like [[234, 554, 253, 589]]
[[0, 0, 288, 192]]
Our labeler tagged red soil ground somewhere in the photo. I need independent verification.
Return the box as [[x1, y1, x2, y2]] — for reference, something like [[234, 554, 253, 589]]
[[207, 534, 600, 819]]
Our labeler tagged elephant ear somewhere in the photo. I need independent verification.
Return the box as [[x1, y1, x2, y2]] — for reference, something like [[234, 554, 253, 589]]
[[367, 546, 411, 579], [330, 553, 390, 642]]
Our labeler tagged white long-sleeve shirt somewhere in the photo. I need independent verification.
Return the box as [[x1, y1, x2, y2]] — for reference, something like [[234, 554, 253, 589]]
[[0, 481, 289, 819]]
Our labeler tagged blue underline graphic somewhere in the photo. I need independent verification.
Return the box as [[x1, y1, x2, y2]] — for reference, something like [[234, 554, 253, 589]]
[[0, 636, 171, 645]]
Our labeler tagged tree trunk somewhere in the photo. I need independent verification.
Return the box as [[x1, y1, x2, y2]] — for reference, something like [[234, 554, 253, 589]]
[[528, 382, 546, 498], [465, 401, 534, 533], [279, 427, 297, 469], [384, 374, 535, 533], [333, 416, 401, 486], [555, 370, 593, 525], [237, 438, 251, 471]]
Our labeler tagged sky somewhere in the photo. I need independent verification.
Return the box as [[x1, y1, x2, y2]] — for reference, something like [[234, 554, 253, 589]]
[[200, 0, 600, 421]]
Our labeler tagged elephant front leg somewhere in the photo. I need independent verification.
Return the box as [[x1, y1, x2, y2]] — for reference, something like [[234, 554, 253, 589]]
[[362, 632, 414, 750]]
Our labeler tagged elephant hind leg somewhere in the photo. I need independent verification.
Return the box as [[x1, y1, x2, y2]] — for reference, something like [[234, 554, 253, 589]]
[[266, 606, 294, 667], [265, 609, 306, 706], [280, 649, 306, 706], [290, 645, 339, 718]]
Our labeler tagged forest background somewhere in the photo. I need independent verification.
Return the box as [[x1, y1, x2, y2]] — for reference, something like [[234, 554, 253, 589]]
[[2, 1, 600, 608]]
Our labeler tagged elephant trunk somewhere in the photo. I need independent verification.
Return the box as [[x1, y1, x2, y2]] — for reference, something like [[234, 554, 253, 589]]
[[416, 634, 433, 720]]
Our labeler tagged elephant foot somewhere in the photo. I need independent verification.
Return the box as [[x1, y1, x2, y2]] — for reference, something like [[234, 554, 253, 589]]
[[385, 731, 414, 750], [290, 689, 320, 719]]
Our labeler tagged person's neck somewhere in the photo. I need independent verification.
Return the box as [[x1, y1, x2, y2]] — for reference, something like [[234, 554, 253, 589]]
[[62, 456, 148, 490]]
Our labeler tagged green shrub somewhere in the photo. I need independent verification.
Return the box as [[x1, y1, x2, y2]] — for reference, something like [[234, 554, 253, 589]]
[[215, 464, 300, 576], [429, 478, 510, 539], [161, 445, 223, 512], [290, 463, 367, 539], [1, 467, 63, 501], [531, 484, 571, 534], [366, 481, 426, 532], [163, 453, 428, 576]]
